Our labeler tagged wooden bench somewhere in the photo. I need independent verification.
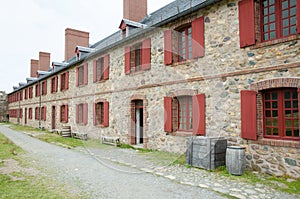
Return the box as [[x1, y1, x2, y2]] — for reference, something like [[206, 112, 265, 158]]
[[101, 136, 120, 146], [71, 132, 88, 140]]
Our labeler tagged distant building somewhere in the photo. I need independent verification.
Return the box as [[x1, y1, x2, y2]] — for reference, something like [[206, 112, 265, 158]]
[[0, 91, 8, 121], [7, 0, 300, 178]]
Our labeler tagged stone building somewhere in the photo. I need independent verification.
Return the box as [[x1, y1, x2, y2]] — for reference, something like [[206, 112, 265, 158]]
[[8, 0, 300, 178], [0, 91, 8, 121]]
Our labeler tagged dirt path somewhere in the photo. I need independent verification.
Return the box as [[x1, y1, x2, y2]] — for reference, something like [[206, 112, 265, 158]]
[[0, 125, 225, 199]]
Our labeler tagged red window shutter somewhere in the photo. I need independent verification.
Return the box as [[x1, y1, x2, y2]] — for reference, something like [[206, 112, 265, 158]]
[[241, 90, 257, 140], [141, 38, 151, 70], [65, 72, 69, 90], [297, 0, 300, 34], [76, 68, 79, 87], [238, 0, 255, 48], [93, 60, 97, 82], [65, 105, 68, 123], [84, 63, 88, 85], [76, 104, 79, 123], [44, 81, 47, 95], [104, 54, 110, 80], [125, 46, 131, 74], [164, 30, 173, 65], [192, 16, 205, 58], [44, 107, 47, 121], [60, 106, 63, 122], [103, 101, 109, 127], [83, 103, 88, 125], [164, 97, 173, 132], [93, 103, 96, 125], [192, 94, 206, 135]]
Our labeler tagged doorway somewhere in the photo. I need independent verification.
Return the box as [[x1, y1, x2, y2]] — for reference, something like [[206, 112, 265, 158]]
[[52, 106, 56, 130], [131, 100, 144, 145]]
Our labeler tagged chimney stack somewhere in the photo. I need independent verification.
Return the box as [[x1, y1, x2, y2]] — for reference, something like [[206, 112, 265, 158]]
[[39, 52, 50, 71], [123, 0, 147, 22], [30, 59, 39, 78], [65, 28, 89, 61]]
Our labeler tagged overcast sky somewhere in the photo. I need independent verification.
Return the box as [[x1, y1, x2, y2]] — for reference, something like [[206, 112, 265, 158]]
[[0, 0, 173, 93]]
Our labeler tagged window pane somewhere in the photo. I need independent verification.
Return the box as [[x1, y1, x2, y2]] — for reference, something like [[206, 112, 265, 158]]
[[286, 129, 292, 136], [282, 1, 288, 9], [264, 25, 269, 32], [285, 101, 291, 108], [272, 110, 278, 117], [264, 8, 268, 15], [272, 92, 277, 100], [282, 10, 288, 18], [291, 26, 297, 34], [293, 110, 299, 117], [292, 90, 298, 99], [294, 119, 299, 127], [273, 128, 278, 135], [282, 19, 289, 28], [294, 130, 299, 137], [266, 110, 271, 117], [284, 91, 291, 99], [285, 110, 292, 117], [266, 128, 271, 135], [293, 101, 298, 108], [264, 34, 269, 40], [266, 119, 272, 126], [290, 0, 296, 6], [290, 7, 296, 16], [290, 16, 296, 25], [270, 0, 275, 5], [264, 16, 269, 24], [270, 23, 276, 31], [265, 102, 271, 108], [273, 119, 278, 126], [270, 14, 275, 22], [285, 120, 292, 127], [269, 6, 275, 14], [272, 101, 278, 108], [265, 93, 271, 100]]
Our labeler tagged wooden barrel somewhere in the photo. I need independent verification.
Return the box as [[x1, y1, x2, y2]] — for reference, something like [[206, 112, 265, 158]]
[[226, 146, 246, 175]]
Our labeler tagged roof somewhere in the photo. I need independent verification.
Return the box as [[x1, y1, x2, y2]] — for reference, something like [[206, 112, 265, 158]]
[[10, 0, 219, 95]]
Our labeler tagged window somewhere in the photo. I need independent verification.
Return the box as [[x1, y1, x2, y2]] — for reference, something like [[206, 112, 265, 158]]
[[51, 76, 58, 93], [76, 64, 88, 86], [35, 107, 40, 120], [263, 88, 299, 139], [41, 107, 46, 121], [238, 0, 299, 47], [60, 72, 69, 91], [93, 55, 109, 82], [41, 81, 47, 96], [60, 105, 68, 123], [164, 17, 204, 65], [29, 108, 32, 119], [25, 88, 28, 99], [76, 103, 88, 125], [125, 38, 151, 74], [164, 94, 205, 135], [35, 84, 40, 97], [29, 87, 33, 99], [177, 96, 193, 131], [93, 101, 109, 127]]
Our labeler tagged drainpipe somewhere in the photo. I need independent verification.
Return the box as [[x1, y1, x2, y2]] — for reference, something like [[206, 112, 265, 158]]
[[17, 92, 20, 124]]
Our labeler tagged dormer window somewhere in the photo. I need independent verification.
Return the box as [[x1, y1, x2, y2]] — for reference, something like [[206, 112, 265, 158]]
[[119, 19, 147, 39], [75, 46, 95, 60]]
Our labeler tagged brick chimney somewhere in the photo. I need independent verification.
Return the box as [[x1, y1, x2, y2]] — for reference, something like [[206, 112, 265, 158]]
[[39, 52, 50, 71], [65, 28, 89, 61], [30, 59, 39, 78], [123, 0, 147, 22]]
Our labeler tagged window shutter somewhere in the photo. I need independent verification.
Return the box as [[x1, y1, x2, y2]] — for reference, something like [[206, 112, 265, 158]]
[[76, 68, 79, 87], [192, 94, 206, 135], [93, 60, 97, 82], [76, 104, 79, 123], [141, 38, 151, 70], [44, 81, 47, 95], [164, 97, 173, 132], [238, 0, 255, 48], [43, 107, 47, 121], [93, 103, 96, 125], [241, 90, 257, 140], [65, 72, 69, 90], [125, 46, 131, 74], [83, 103, 88, 125], [164, 30, 173, 65], [192, 16, 205, 58], [84, 63, 88, 85], [172, 98, 179, 132], [297, 0, 300, 34], [103, 101, 109, 127], [104, 54, 110, 80], [65, 105, 68, 123]]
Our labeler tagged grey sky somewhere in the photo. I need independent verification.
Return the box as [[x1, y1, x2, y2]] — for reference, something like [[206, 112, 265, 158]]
[[0, 0, 173, 93]]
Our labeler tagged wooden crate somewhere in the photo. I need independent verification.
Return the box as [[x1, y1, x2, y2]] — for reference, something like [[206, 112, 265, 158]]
[[186, 137, 227, 170]]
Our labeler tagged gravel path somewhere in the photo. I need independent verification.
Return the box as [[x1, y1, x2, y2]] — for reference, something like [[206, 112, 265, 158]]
[[0, 125, 225, 199]]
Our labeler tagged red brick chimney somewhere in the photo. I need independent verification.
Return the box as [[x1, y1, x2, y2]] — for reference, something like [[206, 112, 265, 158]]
[[123, 0, 147, 22], [65, 28, 89, 61], [30, 59, 39, 78], [39, 52, 50, 71]]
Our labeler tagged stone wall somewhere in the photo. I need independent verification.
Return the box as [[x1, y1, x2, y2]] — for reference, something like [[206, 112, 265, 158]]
[[8, 0, 300, 178]]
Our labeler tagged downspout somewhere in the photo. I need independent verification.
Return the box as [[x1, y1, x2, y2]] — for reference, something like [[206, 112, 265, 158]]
[[17, 92, 20, 124], [39, 81, 41, 129]]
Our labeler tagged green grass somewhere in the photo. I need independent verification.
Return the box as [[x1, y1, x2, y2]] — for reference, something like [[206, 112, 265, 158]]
[[37, 133, 85, 148], [8, 123, 43, 133], [214, 166, 300, 195], [0, 132, 74, 199]]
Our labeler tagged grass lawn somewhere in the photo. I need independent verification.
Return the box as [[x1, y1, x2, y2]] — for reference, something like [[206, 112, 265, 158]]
[[0, 132, 73, 199]]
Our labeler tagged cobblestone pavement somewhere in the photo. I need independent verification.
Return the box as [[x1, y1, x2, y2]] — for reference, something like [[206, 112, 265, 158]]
[[78, 144, 299, 199], [0, 125, 298, 199]]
